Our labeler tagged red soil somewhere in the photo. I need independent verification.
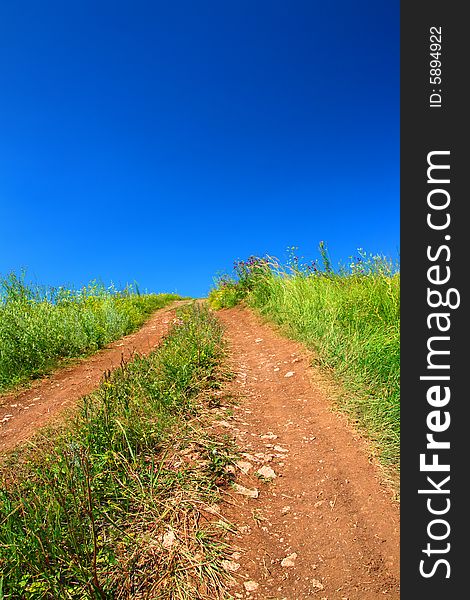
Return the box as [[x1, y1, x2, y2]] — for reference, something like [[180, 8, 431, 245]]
[[0, 302, 400, 599], [214, 306, 400, 600]]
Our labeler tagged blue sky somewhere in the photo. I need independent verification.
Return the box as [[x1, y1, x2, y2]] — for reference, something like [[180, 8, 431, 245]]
[[0, 1, 399, 297]]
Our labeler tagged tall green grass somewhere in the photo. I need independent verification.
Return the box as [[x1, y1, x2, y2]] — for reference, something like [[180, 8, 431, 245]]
[[0, 273, 181, 393], [209, 247, 400, 473], [0, 304, 232, 598]]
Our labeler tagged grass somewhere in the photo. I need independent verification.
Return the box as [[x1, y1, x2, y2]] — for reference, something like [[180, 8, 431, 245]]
[[0, 303, 235, 599], [0, 272, 181, 393], [209, 246, 400, 475]]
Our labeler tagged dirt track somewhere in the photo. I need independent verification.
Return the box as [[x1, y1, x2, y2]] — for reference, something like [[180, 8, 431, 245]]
[[0, 303, 185, 453], [0, 303, 400, 598], [215, 307, 400, 599]]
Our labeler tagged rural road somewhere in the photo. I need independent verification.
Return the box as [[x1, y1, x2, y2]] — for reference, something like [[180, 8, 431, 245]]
[[215, 306, 400, 599], [0, 302, 186, 453], [0, 302, 400, 599]]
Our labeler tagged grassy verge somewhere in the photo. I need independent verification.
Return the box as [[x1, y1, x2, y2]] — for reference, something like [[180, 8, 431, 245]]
[[0, 304, 235, 599], [209, 247, 400, 476], [0, 272, 182, 393]]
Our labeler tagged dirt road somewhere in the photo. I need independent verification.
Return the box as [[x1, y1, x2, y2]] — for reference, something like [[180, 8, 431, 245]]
[[0, 302, 400, 599], [215, 307, 400, 599], [0, 303, 185, 453]]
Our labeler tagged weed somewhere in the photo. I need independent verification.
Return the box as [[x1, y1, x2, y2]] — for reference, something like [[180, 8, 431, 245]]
[[0, 304, 234, 598], [209, 243, 400, 475], [0, 272, 181, 393]]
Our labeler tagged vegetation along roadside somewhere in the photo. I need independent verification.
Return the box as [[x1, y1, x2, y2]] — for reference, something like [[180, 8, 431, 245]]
[[0, 303, 236, 599], [0, 272, 181, 393], [209, 243, 400, 478]]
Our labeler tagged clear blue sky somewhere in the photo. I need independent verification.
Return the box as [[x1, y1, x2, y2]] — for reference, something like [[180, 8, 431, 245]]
[[0, 1, 399, 297]]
